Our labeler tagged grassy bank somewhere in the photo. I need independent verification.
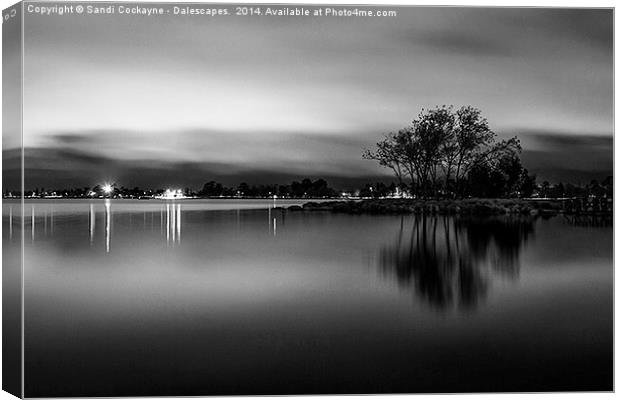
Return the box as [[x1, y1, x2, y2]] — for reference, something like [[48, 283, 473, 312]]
[[283, 198, 611, 216]]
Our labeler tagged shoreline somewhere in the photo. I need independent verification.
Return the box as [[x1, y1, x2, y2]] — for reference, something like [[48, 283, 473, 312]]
[[287, 198, 613, 216], [4, 197, 612, 217]]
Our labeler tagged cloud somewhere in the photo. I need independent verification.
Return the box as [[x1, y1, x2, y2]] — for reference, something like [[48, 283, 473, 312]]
[[9, 126, 392, 190], [5, 146, 390, 191], [519, 131, 612, 183], [524, 131, 612, 149], [37, 129, 381, 172]]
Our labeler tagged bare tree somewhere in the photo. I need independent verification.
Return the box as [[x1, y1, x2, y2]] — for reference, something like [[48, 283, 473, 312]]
[[363, 132, 406, 186]]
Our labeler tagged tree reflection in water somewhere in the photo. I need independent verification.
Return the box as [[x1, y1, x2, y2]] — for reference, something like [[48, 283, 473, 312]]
[[378, 215, 535, 311]]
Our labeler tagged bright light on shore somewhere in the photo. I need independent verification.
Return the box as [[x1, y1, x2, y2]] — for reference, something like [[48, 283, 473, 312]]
[[102, 184, 113, 194], [155, 188, 188, 200]]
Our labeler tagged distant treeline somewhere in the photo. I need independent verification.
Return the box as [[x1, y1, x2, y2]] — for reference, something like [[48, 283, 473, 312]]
[[537, 177, 612, 199], [10, 178, 341, 199], [197, 178, 337, 198], [8, 176, 612, 200]]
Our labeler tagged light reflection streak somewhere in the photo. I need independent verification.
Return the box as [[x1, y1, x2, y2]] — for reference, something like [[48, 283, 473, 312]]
[[31, 206, 35, 241], [26, 201, 189, 252], [171, 203, 176, 243], [165, 203, 182, 246], [166, 203, 170, 244], [176, 204, 181, 243], [89, 204, 95, 246], [105, 199, 111, 253], [14, 200, 304, 249]]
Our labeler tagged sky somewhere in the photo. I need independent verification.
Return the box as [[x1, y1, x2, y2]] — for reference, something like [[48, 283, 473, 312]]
[[4, 5, 613, 189]]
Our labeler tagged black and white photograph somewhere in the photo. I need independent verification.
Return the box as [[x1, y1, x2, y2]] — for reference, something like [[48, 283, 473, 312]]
[[1, 0, 615, 397]]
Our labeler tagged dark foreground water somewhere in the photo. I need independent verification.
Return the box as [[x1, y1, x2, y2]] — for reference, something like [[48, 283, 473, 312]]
[[4, 199, 613, 396]]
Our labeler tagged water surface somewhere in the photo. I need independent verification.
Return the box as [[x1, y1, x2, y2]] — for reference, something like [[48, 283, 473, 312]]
[[4, 199, 612, 396]]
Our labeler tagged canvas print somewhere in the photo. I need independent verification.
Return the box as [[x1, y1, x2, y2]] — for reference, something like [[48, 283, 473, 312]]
[[2, 2, 614, 397]]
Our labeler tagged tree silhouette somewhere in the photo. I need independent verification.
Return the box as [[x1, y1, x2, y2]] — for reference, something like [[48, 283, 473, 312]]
[[364, 105, 535, 198]]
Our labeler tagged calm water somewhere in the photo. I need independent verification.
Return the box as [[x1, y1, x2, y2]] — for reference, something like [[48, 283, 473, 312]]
[[4, 199, 613, 396]]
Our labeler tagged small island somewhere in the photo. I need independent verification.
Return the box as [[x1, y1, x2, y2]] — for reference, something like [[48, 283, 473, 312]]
[[292, 105, 612, 216], [293, 197, 611, 216]]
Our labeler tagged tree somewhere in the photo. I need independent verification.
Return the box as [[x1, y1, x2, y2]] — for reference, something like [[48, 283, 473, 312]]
[[237, 182, 250, 197], [602, 176, 613, 198], [540, 181, 550, 198], [200, 181, 224, 197], [465, 139, 531, 198], [411, 106, 455, 196], [519, 170, 536, 198], [449, 107, 496, 196], [363, 105, 530, 199], [363, 133, 405, 186]]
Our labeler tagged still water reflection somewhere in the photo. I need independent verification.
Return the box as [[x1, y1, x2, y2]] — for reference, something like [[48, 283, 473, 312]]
[[3, 200, 612, 396], [17, 199, 287, 250], [379, 216, 535, 311]]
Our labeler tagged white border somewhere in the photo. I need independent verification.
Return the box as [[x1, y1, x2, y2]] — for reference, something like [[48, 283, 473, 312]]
[[0, 1, 615, 400]]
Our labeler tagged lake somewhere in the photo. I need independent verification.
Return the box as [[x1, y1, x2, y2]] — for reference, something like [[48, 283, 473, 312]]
[[3, 199, 613, 396]]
